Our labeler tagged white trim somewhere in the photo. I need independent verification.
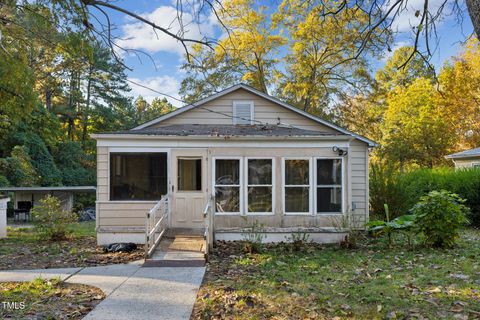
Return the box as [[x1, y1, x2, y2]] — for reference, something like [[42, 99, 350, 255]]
[[212, 157, 243, 215], [314, 157, 345, 215], [128, 83, 376, 146], [232, 100, 254, 125], [281, 157, 313, 215], [245, 157, 275, 216], [97, 139, 351, 148]]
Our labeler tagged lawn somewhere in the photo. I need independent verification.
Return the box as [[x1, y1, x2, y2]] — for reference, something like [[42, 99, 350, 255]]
[[192, 230, 480, 319], [0, 278, 104, 319], [0, 222, 143, 270]]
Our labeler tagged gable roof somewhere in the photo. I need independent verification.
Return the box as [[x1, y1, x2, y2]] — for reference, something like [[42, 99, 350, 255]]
[[445, 147, 480, 159], [132, 83, 377, 146]]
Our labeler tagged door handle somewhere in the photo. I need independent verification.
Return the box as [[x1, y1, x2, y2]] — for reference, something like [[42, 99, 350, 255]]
[[171, 185, 174, 192]]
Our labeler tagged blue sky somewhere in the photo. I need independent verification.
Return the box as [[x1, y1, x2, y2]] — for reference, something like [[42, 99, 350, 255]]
[[99, 0, 474, 107]]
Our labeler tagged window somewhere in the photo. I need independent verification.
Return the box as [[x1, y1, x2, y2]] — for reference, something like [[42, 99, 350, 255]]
[[178, 158, 202, 191], [316, 159, 342, 213], [284, 159, 310, 214], [214, 159, 241, 213], [473, 163, 480, 169], [232, 101, 254, 125], [247, 159, 273, 214], [110, 153, 168, 201]]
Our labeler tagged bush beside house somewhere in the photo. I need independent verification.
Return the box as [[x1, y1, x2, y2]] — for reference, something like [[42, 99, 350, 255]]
[[370, 166, 480, 226]]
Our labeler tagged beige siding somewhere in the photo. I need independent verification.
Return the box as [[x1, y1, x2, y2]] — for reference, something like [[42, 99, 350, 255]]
[[97, 202, 156, 228], [349, 140, 369, 226], [453, 158, 480, 169], [97, 147, 109, 202], [154, 88, 338, 133]]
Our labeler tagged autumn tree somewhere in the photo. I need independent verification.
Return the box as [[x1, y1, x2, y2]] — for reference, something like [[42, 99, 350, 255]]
[[438, 38, 480, 150], [179, 0, 285, 102], [380, 78, 454, 169]]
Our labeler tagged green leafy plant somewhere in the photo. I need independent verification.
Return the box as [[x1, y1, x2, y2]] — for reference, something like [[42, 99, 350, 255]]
[[241, 218, 266, 254], [410, 190, 469, 248], [366, 204, 416, 246], [31, 195, 77, 241]]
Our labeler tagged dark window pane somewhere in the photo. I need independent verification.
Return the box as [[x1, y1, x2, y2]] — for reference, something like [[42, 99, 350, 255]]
[[285, 160, 309, 185], [317, 159, 342, 185], [110, 153, 167, 200], [285, 187, 309, 212], [215, 160, 240, 185], [248, 159, 272, 185], [178, 159, 202, 191], [248, 186, 272, 212], [215, 187, 240, 212], [317, 187, 342, 212]]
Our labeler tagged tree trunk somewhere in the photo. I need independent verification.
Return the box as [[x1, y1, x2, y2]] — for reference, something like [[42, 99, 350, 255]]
[[81, 66, 93, 148], [466, 0, 480, 38]]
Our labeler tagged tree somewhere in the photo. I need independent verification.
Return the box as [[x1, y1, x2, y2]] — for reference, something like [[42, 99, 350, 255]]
[[274, 0, 388, 117], [438, 38, 480, 150], [179, 0, 285, 102], [0, 146, 39, 186], [380, 78, 454, 169], [53, 141, 95, 185]]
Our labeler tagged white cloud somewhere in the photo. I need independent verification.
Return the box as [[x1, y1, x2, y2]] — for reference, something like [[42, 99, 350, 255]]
[[117, 6, 217, 55], [388, 0, 449, 33], [128, 76, 183, 108]]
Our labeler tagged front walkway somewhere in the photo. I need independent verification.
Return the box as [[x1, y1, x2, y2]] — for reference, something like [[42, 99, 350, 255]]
[[0, 261, 205, 320]]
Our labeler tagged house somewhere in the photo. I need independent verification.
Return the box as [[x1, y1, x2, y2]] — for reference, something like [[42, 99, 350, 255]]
[[0, 186, 96, 222], [91, 84, 375, 246], [445, 148, 480, 169]]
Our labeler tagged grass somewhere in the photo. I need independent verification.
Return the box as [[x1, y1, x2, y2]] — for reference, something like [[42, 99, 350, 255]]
[[0, 277, 104, 319], [193, 229, 480, 319]]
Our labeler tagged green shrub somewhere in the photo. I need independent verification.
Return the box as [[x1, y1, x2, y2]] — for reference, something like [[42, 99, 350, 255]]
[[366, 204, 416, 246], [31, 195, 77, 240], [410, 190, 469, 248], [370, 166, 480, 225]]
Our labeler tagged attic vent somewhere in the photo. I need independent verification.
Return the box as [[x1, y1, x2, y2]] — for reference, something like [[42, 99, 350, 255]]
[[232, 101, 254, 125]]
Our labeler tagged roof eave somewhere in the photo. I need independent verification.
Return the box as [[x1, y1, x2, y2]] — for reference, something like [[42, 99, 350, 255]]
[[91, 133, 352, 141]]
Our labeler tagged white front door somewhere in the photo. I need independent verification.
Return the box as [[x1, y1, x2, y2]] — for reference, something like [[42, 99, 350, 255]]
[[171, 150, 207, 228]]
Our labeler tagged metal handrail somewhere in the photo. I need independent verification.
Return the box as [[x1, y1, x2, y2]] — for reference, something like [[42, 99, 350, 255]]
[[144, 195, 169, 259], [203, 194, 215, 258]]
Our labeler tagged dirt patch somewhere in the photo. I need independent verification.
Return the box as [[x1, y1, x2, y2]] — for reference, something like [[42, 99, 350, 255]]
[[0, 236, 144, 270], [0, 278, 105, 319]]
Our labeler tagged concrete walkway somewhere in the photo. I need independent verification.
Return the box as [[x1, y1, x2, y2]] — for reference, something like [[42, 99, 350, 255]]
[[0, 261, 205, 320]]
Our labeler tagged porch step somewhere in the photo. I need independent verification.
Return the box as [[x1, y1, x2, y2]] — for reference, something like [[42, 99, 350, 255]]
[[143, 229, 206, 267]]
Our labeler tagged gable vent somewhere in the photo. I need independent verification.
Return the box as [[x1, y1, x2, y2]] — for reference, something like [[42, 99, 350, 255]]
[[232, 101, 254, 125]]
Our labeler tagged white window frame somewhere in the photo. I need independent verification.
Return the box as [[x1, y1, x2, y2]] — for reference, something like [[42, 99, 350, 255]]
[[314, 157, 345, 215], [282, 157, 313, 215], [245, 157, 275, 215], [176, 156, 203, 193], [212, 157, 243, 215], [232, 100, 254, 125]]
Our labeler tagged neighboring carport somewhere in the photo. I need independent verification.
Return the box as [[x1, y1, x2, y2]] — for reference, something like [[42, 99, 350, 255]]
[[0, 186, 96, 222]]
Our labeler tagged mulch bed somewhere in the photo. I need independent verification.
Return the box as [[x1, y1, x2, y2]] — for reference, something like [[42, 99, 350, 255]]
[[0, 279, 105, 319], [0, 237, 144, 270]]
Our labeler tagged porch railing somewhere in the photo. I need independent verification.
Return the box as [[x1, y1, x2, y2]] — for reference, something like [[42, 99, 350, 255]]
[[203, 194, 215, 258], [144, 195, 169, 259]]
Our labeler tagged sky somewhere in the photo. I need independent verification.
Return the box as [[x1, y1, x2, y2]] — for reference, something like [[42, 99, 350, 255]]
[[97, 0, 474, 108]]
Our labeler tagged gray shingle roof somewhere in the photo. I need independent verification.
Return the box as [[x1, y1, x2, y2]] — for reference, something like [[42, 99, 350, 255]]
[[446, 147, 480, 159], [109, 124, 344, 137]]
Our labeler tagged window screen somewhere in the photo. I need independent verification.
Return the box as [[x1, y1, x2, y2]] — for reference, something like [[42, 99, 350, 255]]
[[214, 159, 241, 213], [284, 159, 310, 213], [316, 159, 342, 213], [110, 153, 167, 200]]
